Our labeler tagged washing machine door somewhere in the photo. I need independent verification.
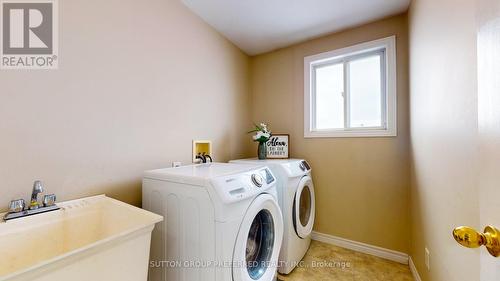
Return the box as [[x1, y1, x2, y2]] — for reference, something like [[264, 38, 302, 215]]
[[233, 194, 284, 281], [293, 176, 315, 238]]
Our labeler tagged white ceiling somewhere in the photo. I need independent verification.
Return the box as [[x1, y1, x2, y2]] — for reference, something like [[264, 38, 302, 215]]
[[181, 0, 411, 55]]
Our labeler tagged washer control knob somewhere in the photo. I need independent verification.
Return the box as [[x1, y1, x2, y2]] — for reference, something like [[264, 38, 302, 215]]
[[251, 174, 264, 187]]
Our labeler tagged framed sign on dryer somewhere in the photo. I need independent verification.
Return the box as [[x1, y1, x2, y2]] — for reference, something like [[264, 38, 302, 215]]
[[266, 134, 289, 159]]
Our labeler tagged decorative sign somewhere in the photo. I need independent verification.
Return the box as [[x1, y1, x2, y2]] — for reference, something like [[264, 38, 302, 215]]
[[266, 134, 289, 159]]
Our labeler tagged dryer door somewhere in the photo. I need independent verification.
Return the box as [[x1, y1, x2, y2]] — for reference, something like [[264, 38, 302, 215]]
[[293, 176, 316, 238], [233, 194, 284, 281]]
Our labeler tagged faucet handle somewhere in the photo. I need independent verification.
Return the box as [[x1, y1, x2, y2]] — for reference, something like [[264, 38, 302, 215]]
[[8, 199, 25, 213], [33, 180, 44, 194], [29, 180, 44, 210], [43, 194, 57, 207]]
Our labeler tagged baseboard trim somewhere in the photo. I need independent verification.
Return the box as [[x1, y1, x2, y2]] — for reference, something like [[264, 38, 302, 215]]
[[409, 256, 422, 281], [311, 231, 409, 265]]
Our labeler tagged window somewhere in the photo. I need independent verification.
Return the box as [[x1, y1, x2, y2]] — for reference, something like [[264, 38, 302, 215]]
[[304, 36, 397, 138]]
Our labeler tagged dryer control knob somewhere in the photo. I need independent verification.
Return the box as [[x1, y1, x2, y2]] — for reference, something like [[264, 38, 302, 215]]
[[251, 174, 264, 187]]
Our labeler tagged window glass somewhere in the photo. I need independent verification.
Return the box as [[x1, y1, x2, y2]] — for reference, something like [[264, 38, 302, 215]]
[[315, 63, 344, 130], [348, 54, 383, 128]]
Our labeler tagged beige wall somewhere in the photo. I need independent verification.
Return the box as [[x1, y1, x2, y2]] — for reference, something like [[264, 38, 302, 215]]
[[477, 1, 500, 279], [250, 14, 410, 253], [0, 0, 252, 212], [408, 0, 480, 280]]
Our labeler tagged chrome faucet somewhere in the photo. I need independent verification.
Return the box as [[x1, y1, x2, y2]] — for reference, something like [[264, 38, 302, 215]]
[[30, 180, 44, 210], [4, 180, 60, 221]]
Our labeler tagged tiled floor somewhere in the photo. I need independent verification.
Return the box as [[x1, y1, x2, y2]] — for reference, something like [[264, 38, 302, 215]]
[[278, 241, 414, 281]]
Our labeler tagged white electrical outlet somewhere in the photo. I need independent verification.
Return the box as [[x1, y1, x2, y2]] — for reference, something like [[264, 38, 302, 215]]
[[172, 162, 182, 168], [425, 247, 430, 271]]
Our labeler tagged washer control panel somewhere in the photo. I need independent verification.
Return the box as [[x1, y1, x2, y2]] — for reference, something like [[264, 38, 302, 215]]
[[211, 167, 276, 203]]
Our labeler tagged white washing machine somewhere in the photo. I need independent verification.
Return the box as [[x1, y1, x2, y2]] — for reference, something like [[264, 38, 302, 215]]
[[142, 163, 284, 281], [230, 159, 315, 275]]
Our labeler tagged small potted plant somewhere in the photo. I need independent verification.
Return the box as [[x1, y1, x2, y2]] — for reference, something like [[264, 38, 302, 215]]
[[248, 123, 271, 160]]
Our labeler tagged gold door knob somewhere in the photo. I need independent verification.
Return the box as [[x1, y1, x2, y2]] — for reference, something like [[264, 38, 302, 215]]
[[452, 225, 500, 257]]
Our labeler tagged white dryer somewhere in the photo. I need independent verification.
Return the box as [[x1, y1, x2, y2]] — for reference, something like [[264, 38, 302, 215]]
[[230, 159, 315, 275], [142, 163, 284, 281]]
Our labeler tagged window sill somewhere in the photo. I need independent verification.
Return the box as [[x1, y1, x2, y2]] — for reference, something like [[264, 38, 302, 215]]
[[304, 128, 397, 138]]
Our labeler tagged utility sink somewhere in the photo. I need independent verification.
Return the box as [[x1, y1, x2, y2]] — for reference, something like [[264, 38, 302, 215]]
[[0, 195, 162, 281]]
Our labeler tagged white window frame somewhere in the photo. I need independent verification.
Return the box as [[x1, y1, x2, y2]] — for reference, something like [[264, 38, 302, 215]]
[[304, 36, 397, 138]]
